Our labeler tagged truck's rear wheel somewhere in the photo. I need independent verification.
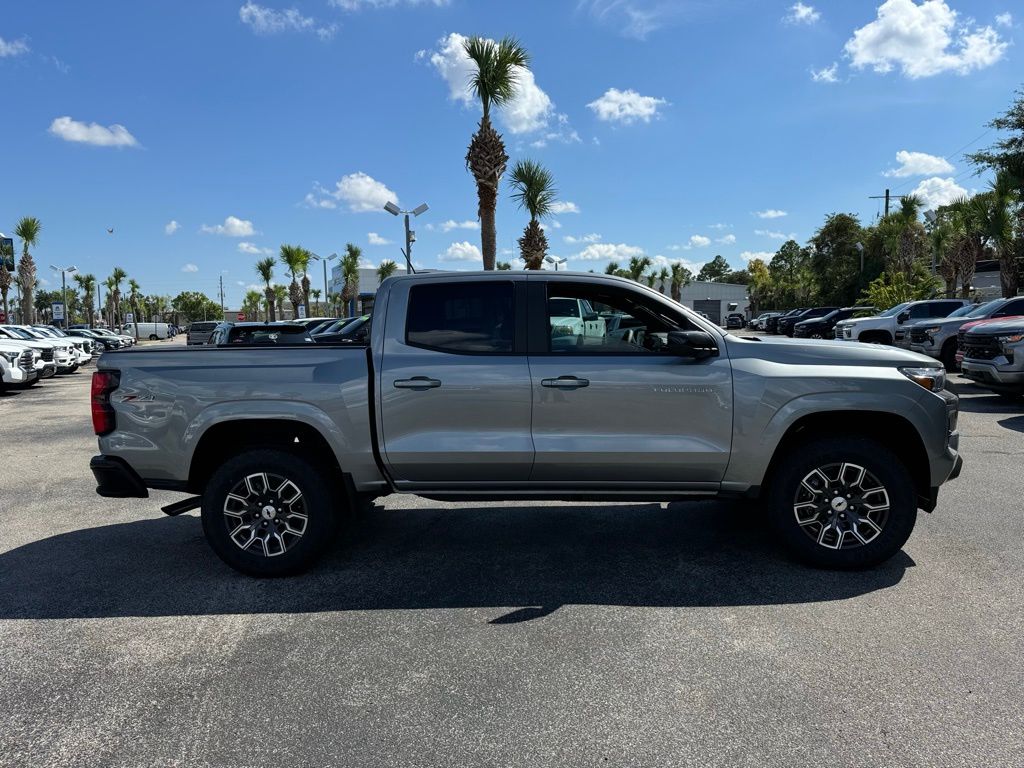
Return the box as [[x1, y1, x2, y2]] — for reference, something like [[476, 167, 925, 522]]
[[767, 438, 917, 569], [201, 449, 338, 576], [940, 339, 959, 371]]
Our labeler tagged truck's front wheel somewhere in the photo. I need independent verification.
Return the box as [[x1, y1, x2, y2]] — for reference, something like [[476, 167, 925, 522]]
[[767, 438, 917, 569], [201, 449, 338, 576]]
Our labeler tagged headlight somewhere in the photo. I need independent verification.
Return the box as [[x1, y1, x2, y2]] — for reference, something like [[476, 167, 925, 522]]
[[899, 366, 946, 392], [0, 350, 19, 363], [923, 326, 942, 336], [996, 334, 1024, 344]]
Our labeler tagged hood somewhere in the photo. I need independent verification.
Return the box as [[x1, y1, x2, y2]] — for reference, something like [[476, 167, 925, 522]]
[[725, 334, 938, 368], [904, 315, 966, 331], [960, 315, 1024, 332], [965, 317, 1024, 336], [837, 315, 883, 328], [794, 316, 829, 327]]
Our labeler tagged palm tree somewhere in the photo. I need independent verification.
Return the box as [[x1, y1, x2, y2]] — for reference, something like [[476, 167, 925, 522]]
[[986, 170, 1019, 298], [278, 245, 308, 318], [496, 261, 513, 271], [272, 284, 288, 319], [298, 247, 314, 311], [669, 263, 691, 302], [508, 159, 556, 270], [255, 257, 276, 322], [340, 244, 361, 315], [604, 262, 620, 275], [14, 216, 42, 323], [947, 195, 989, 298], [103, 275, 117, 326], [929, 224, 958, 297], [626, 256, 651, 282], [464, 35, 530, 270], [108, 267, 127, 327], [327, 291, 343, 316], [242, 290, 263, 320], [657, 267, 670, 294], [127, 279, 142, 324], [0, 238, 13, 320], [310, 288, 322, 316], [72, 273, 96, 326], [377, 260, 398, 285]]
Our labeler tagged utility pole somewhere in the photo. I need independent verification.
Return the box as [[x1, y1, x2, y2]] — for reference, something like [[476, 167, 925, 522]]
[[869, 188, 907, 218], [219, 275, 225, 318]]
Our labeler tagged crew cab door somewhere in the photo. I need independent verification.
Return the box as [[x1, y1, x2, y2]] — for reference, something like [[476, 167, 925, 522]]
[[376, 277, 534, 488], [525, 277, 733, 488]]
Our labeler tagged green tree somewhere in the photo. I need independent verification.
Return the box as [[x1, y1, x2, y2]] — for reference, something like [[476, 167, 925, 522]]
[[14, 216, 42, 323], [626, 256, 651, 281], [464, 35, 530, 270], [108, 267, 127, 326], [127, 278, 142, 324], [340, 244, 361, 313], [861, 265, 941, 310], [496, 261, 512, 270], [669, 262, 692, 302], [171, 291, 222, 322], [746, 257, 771, 312], [509, 159, 556, 269], [310, 288, 322, 316], [255, 256, 276, 322], [278, 245, 308, 317], [242, 290, 263, 320], [984, 171, 1019, 297], [376, 260, 398, 284], [967, 87, 1024, 178], [0, 237, 12, 320], [273, 284, 288, 319], [696, 254, 732, 282], [807, 213, 870, 306], [72, 273, 96, 326], [721, 269, 750, 285]]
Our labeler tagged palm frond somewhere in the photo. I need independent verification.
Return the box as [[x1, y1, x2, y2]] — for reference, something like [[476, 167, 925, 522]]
[[509, 159, 557, 221], [463, 36, 529, 119]]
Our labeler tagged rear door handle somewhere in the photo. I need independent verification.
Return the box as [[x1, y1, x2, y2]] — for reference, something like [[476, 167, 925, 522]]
[[541, 376, 590, 389], [393, 376, 442, 390]]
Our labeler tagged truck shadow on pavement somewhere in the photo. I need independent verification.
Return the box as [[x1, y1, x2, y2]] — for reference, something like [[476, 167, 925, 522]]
[[0, 501, 913, 622]]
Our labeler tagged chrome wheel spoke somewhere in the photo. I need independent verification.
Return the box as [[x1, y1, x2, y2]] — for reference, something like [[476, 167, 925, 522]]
[[223, 472, 307, 558], [794, 462, 889, 551]]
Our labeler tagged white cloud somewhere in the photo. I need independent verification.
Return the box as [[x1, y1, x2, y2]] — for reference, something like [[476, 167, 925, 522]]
[[164, 220, 180, 236], [541, 220, 562, 230], [331, 0, 448, 7], [577, 0, 677, 39], [786, 3, 821, 24], [439, 241, 483, 262], [995, 12, 1012, 27], [688, 235, 711, 248], [587, 88, 668, 125], [305, 172, 398, 213], [811, 62, 839, 83], [423, 32, 555, 134], [740, 250, 776, 263], [201, 216, 256, 237], [528, 113, 582, 148], [755, 229, 797, 241], [0, 36, 30, 57], [432, 219, 479, 232], [238, 241, 273, 254], [909, 176, 969, 208], [48, 116, 139, 148], [755, 209, 788, 219], [575, 242, 646, 261], [564, 233, 602, 244], [708, 223, 731, 230], [844, 0, 1008, 79], [883, 149, 955, 177], [367, 232, 393, 246], [716, 234, 737, 245], [550, 201, 580, 215], [239, 1, 337, 39], [181, 263, 199, 273]]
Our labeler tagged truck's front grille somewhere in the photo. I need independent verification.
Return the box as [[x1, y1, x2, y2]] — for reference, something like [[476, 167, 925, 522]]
[[963, 335, 1002, 360], [18, 350, 34, 371], [910, 328, 930, 344], [41, 348, 54, 362]]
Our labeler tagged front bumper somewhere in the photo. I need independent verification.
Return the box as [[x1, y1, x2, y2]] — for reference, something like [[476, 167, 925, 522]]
[[960, 360, 1024, 389], [90, 455, 149, 498], [910, 342, 942, 360], [2, 365, 34, 385]]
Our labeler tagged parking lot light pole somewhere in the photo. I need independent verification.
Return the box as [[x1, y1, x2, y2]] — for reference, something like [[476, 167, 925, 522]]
[[384, 201, 428, 274], [310, 252, 338, 316], [50, 264, 77, 328]]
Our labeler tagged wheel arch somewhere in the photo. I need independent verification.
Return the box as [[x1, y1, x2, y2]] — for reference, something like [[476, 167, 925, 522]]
[[761, 410, 931, 508], [858, 329, 893, 345]]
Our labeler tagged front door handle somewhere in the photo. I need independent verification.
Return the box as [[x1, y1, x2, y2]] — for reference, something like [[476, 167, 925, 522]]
[[394, 376, 442, 390], [541, 376, 590, 389]]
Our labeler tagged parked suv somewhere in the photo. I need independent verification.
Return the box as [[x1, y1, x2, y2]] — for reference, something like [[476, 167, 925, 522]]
[[778, 307, 839, 337], [0, 342, 38, 390], [794, 307, 875, 339], [908, 297, 1024, 370], [834, 299, 969, 345], [960, 318, 1024, 399], [766, 308, 806, 334], [187, 321, 219, 346]]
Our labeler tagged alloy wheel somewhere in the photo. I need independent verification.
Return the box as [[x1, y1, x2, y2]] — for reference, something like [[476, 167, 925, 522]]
[[222, 472, 308, 557], [792, 462, 889, 550]]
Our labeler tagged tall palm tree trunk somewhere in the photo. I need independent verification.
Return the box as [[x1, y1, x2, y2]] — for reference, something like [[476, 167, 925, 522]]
[[467, 117, 507, 271]]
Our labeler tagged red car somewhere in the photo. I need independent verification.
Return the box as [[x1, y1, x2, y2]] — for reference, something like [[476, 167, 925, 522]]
[[956, 316, 1024, 364]]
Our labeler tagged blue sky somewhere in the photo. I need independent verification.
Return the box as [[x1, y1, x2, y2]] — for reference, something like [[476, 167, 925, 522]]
[[0, 0, 1019, 307]]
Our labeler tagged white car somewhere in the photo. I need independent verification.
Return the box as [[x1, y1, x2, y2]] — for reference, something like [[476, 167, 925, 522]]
[[31, 325, 94, 365], [548, 296, 607, 349], [90, 328, 135, 347], [0, 325, 77, 373], [0, 341, 39, 389], [833, 299, 969, 345]]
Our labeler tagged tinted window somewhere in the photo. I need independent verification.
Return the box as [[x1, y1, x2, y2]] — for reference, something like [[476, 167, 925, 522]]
[[190, 322, 218, 332], [546, 283, 693, 354], [406, 282, 515, 354], [928, 301, 962, 317], [996, 299, 1024, 316]]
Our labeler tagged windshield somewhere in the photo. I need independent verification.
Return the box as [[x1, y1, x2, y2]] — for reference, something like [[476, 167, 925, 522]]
[[967, 300, 1002, 318], [878, 302, 910, 318], [2, 327, 33, 339]]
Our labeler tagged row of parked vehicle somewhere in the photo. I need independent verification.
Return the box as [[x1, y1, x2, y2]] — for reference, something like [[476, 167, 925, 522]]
[[183, 315, 372, 346], [0, 324, 136, 391], [749, 296, 1024, 399]]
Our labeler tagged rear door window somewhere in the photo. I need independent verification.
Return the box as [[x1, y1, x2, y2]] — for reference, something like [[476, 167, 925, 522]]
[[406, 281, 516, 354]]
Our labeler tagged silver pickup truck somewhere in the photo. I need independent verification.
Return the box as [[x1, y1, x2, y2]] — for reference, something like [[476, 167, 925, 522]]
[[90, 272, 962, 575]]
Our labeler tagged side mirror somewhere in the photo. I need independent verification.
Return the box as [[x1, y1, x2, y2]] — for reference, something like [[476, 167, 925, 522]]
[[897, 311, 909, 323], [583, 312, 600, 322], [667, 330, 718, 359]]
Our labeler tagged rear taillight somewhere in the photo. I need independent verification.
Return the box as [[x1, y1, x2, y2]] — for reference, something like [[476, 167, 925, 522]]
[[91, 370, 120, 435]]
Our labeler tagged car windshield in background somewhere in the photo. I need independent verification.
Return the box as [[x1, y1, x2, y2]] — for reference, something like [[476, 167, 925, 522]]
[[966, 300, 1002, 317], [878, 302, 911, 317], [225, 326, 313, 345]]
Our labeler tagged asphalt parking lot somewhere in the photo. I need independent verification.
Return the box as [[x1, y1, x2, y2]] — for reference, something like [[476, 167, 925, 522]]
[[1, 348, 1023, 767]]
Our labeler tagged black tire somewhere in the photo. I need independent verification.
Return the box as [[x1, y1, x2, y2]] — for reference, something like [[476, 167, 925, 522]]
[[940, 339, 959, 372], [859, 332, 891, 345], [767, 437, 917, 569], [201, 449, 340, 576], [149, 334, 158, 341]]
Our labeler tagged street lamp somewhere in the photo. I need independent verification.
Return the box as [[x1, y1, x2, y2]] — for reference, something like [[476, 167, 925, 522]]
[[310, 252, 338, 316], [544, 255, 566, 271], [50, 264, 77, 328], [384, 201, 429, 274]]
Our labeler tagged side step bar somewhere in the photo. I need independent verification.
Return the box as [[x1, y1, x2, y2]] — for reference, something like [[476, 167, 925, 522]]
[[161, 497, 202, 517]]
